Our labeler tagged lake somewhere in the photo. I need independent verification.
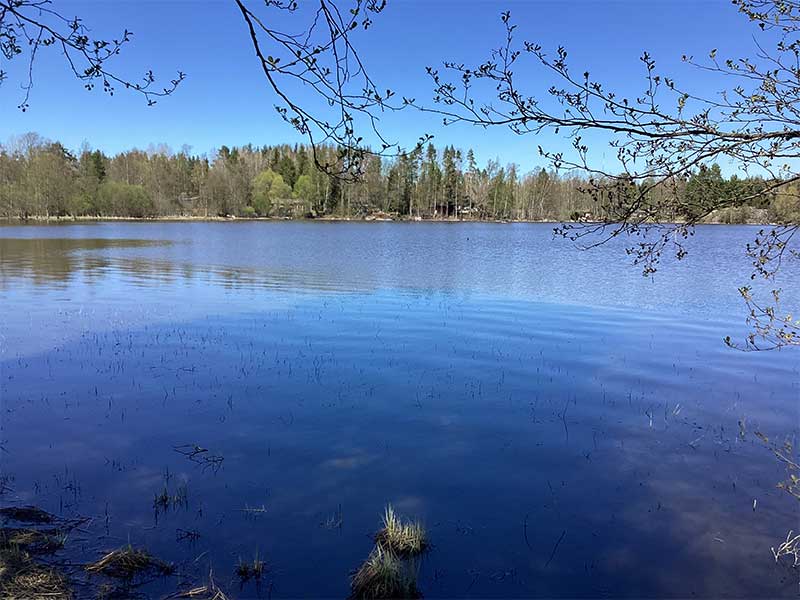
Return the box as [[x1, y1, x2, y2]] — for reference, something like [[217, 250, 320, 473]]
[[0, 221, 798, 598]]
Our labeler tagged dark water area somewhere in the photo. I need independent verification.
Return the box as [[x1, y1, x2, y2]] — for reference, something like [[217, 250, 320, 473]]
[[0, 222, 798, 598]]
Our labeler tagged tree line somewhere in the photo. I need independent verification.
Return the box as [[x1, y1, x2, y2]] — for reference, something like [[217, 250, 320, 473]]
[[0, 132, 796, 224]]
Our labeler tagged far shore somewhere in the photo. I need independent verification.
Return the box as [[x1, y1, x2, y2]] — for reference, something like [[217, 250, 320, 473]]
[[0, 214, 782, 226]]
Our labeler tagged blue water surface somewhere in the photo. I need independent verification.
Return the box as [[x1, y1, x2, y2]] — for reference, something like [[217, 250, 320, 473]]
[[0, 222, 798, 598]]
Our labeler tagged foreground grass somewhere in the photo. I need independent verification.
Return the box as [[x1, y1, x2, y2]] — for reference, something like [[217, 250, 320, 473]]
[[375, 505, 428, 557], [0, 555, 71, 600], [351, 504, 428, 599], [351, 544, 420, 600], [0, 508, 71, 599]]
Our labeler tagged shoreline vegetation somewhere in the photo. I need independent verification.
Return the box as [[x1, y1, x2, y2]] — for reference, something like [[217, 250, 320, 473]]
[[0, 211, 782, 226], [2, 135, 798, 226]]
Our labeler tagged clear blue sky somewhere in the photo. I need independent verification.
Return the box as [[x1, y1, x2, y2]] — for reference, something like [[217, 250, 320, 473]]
[[0, 0, 759, 171]]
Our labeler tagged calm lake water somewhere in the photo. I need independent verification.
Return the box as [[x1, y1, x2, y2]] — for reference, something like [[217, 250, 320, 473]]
[[1, 222, 798, 598]]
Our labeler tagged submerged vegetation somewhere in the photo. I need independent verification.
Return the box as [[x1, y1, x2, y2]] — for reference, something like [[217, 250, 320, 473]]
[[0, 504, 232, 600], [235, 552, 266, 583], [154, 480, 189, 516], [0, 501, 422, 600]]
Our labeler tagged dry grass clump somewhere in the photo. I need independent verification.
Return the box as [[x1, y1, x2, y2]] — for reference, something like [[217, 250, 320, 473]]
[[86, 545, 174, 579], [374, 505, 428, 557], [0, 505, 75, 598], [0, 541, 71, 599], [168, 584, 230, 600], [3, 528, 65, 555], [0, 543, 28, 583], [0, 506, 54, 524], [350, 545, 419, 600], [165, 570, 231, 600], [1, 563, 71, 600]]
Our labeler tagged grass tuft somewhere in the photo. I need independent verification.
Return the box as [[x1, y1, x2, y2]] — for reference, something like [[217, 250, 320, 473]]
[[374, 505, 428, 557], [86, 545, 174, 579], [351, 544, 419, 599]]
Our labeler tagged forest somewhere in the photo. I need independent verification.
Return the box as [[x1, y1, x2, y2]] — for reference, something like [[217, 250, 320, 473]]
[[1, 132, 797, 224]]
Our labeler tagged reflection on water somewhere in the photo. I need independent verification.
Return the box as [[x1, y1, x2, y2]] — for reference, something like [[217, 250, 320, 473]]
[[0, 237, 170, 286], [0, 223, 798, 598], [0, 236, 355, 295], [2, 221, 798, 311]]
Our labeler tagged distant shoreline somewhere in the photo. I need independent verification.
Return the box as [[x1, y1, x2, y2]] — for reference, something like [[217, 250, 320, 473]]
[[0, 215, 780, 226]]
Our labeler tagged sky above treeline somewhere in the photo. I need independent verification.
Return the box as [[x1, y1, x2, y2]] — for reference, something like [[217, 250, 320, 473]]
[[0, 0, 762, 172]]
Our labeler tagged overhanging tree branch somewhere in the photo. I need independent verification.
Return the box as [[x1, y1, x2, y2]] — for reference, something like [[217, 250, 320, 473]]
[[0, 0, 184, 109]]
